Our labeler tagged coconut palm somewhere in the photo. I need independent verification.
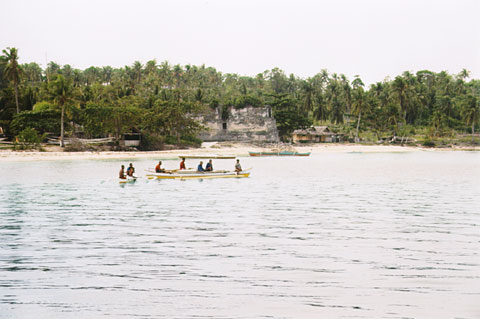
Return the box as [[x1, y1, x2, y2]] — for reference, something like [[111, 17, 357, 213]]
[[2, 47, 23, 113], [460, 94, 480, 141], [351, 76, 366, 142], [49, 75, 74, 147], [300, 80, 314, 114]]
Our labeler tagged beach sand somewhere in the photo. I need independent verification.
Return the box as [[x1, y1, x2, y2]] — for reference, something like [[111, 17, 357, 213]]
[[0, 142, 475, 162]]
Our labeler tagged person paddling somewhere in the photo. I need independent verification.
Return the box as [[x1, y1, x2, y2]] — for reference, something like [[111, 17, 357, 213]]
[[179, 158, 186, 170], [234, 159, 242, 173], [126, 163, 135, 176], [119, 165, 126, 179], [205, 159, 213, 171], [155, 161, 165, 173]]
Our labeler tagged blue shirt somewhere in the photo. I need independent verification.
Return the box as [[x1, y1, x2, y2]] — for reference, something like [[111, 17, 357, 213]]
[[205, 162, 212, 171], [197, 164, 204, 172]]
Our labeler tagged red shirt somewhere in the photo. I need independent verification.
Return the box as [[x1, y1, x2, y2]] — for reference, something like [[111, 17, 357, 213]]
[[180, 161, 186, 169]]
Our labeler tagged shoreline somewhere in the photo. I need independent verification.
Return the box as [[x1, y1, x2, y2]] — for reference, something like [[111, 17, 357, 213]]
[[0, 142, 477, 162]]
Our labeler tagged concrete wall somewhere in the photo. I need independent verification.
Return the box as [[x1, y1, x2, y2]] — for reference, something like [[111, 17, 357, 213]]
[[197, 106, 279, 142]]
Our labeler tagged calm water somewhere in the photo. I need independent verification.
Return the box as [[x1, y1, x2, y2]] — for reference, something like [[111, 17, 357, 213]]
[[0, 151, 479, 318]]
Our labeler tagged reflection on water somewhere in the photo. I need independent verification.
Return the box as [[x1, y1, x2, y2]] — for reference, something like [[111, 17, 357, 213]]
[[0, 152, 479, 318]]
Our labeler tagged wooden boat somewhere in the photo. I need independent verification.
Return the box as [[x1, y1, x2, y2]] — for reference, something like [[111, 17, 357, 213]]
[[249, 151, 310, 156], [119, 175, 138, 184], [146, 169, 250, 180], [145, 155, 251, 179], [177, 154, 236, 159]]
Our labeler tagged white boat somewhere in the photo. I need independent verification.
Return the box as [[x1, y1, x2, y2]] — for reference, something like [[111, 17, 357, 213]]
[[146, 169, 250, 180], [177, 154, 236, 159], [145, 155, 250, 179], [119, 175, 138, 184]]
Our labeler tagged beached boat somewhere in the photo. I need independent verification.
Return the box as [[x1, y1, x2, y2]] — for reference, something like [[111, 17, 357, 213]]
[[249, 151, 310, 156]]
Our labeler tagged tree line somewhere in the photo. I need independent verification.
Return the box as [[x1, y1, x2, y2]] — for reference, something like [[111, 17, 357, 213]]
[[1, 47, 479, 149]]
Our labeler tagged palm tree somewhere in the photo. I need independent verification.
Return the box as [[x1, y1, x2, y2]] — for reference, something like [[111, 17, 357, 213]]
[[391, 76, 408, 121], [460, 94, 480, 142], [300, 80, 314, 114], [313, 91, 328, 123], [351, 76, 366, 142], [49, 75, 74, 147], [2, 47, 23, 113], [340, 74, 351, 113], [458, 68, 470, 81]]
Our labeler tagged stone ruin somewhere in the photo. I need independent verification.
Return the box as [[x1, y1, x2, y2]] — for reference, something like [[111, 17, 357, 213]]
[[196, 106, 279, 142]]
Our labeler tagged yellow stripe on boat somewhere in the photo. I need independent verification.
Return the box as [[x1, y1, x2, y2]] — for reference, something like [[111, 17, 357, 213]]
[[145, 171, 250, 180]]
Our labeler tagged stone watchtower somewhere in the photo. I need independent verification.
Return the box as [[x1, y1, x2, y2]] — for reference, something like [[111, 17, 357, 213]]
[[197, 105, 279, 142]]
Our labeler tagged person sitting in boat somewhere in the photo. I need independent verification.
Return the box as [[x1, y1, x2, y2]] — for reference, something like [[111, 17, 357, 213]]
[[234, 159, 242, 173], [179, 158, 186, 170], [119, 165, 126, 179], [197, 161, 205, 172], [155, 161, 165, 173], [126, 163, 135, 176], [205, 159, 213, 171]]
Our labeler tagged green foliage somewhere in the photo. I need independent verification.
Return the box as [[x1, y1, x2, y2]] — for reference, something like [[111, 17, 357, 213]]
[[15, 127, 47, 149], [32, 101, 56, 112], [422, 139, 436, 147], [221, 105, 229, 121], [10, 109, 61, 136], [179, 134, 202, 147], [142, 100, 203, 141], [225, 94, 263, 109], [1, 47, 23, 113], [82, 102, 115, 137], [274, 109, 312, 141], [138, 132, 164, 151], [2, 45, 480, 148]]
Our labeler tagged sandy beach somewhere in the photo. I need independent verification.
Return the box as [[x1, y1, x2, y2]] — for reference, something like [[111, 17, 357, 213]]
[[0, 142, 476, 162]]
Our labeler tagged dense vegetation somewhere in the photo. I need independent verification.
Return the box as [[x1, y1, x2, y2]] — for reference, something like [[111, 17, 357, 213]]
[[1, 47, 479, 149]]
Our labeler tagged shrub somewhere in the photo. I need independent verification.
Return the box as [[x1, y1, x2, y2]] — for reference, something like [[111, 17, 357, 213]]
[[63, 139, 97, 152], [179, 134, 202, 148], [15, 128, 47, 150], [422, 139, 436, 147], [11, 110, 61, 136], [138, 133, 164, 151]]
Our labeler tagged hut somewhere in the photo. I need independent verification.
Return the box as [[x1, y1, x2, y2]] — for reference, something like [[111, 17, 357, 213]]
[[123, 133, 141, 147], [292, 126, 342, 143]]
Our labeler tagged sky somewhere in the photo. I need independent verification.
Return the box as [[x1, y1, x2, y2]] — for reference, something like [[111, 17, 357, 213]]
[[1, 0, 479, 85]]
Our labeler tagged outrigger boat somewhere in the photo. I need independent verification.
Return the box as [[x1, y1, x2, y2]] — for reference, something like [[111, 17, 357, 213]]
[[146, 170, 250, 180], [119, 175, 138, 184], [249, 150, 310, 156], [145, 155, 250, 180]]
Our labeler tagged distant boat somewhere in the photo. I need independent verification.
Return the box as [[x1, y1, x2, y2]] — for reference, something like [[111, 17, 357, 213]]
[[249, 151, 310, 156]]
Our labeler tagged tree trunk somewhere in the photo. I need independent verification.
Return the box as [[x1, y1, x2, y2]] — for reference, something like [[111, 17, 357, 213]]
[[60, 104, 65, 147], [355, 110, 362, 143], [14, 82, 20, 114], [472, 122, 475, 142]]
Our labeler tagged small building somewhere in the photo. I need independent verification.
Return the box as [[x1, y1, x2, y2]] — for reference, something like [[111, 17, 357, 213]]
[[123, 133, 141, 147], [292, 126, 343, 143]]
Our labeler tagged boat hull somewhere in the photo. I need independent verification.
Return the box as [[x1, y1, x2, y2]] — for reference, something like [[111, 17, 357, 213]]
[[249, 151, 310, 156], [119, 176, 137, 184], [146, 171, 250, 180]]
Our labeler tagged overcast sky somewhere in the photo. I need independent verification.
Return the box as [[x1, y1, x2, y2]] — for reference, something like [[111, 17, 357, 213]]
[[1, 0, 479, 85]]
